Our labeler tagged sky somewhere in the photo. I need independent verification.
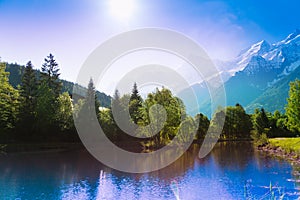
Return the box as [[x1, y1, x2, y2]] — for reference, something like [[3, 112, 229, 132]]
[[0, 0, 299, 94]]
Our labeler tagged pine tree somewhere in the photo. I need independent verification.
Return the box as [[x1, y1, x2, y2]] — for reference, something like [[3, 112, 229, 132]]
[[86, 78, 100, 117], [112, 89, 122, 114], [285, 79, 300, 134], [109, 89, 122, 140], [35, 54, 62, 135], [112, 89, 121, 106], [41, 53, 62, 97], [130, 82, 142, 102], [129, 82, 143, 124], [18, 61, 38, 139]]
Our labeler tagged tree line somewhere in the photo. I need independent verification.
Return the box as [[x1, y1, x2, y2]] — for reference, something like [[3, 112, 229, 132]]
[[0, 54, 76, 143], [0, 55, 299, 148]]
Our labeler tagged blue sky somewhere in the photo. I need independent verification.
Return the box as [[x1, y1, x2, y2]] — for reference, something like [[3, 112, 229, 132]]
[[0, 0, 299, 89]]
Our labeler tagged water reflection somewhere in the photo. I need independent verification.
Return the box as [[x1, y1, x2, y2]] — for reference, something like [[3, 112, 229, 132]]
[[0, 142, 299, 199]]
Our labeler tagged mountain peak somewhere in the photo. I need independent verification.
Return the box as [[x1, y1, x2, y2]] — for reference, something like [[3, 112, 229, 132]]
[[279, 29, 300, 44], [254, 40, 270, 50], [234, 40, 271, 71], [238, 40, 271, 57], [258, 39, 269, 45]]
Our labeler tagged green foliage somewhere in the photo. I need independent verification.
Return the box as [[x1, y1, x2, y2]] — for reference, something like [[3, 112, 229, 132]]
[[56, 92, 73, 131], [268, 110, 290, 137], [31, 54, 63, 136], [5, 62, 111, 108], [35, 82, 57, 135], [269, 138, 300, 154], [212, 104, 252, 140], [84, 78, 100, 117], [41, 53, 62, 97], [0, 63, 20, 133], [195, 113, 210, 140], [138, 88, 185, 147], [251, 131, 268, 146], [75, 78, 102, 139], [98, 108, 117, 141], [129, 82, 143, 124], [17, 61, 38, 139], [285, 79, 300, 134], [210, 108, 226, 139], [247, 64, 300, 113], [252, 108, 269, 135], [20, 61, 38, 113], [5, 63, 24, 88], [176, 116, 197, 144], [1, 57, 300, 147]]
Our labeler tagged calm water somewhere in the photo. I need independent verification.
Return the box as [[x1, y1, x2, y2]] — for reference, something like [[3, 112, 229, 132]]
[[0, 142, 299, 200]]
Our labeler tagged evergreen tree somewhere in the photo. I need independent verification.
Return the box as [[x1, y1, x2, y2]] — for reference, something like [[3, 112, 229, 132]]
[[285, 79, 300, 134], [109, 89, 123, 141], [112, 89, 121, 107], [35, 54, 62, 136], [111, 89, 122, 119], [18, 61, 38, 140], [130, 82, 142, 102], [129, 82, 143, 124], [41, 53, 62, 97], [85, 78, 100, 117]]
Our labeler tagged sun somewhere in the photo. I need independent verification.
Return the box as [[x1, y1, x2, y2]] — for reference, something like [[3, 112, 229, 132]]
[[109, 0, 136, 21]]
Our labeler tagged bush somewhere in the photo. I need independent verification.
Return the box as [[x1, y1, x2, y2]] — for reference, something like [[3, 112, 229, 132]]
[[251, 130, 268, 146]]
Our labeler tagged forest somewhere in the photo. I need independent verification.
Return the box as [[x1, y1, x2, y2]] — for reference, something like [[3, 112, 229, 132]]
[[0, 54, 300, 150]]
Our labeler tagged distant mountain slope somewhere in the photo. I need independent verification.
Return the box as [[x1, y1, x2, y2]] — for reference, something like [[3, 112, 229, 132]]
[[193, 30, 300, 116], [5, 63, 111, 107], [246, 63, 300, 113]]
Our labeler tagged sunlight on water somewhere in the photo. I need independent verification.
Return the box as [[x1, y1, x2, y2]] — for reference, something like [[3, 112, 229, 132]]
[[60, 181, 90, 200], [1, 142, 300, 199], [171, 180, 180, 200]]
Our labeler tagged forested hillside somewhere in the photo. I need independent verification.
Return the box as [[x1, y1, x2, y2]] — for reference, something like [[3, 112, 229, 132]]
[[5, 63, 111, 108]]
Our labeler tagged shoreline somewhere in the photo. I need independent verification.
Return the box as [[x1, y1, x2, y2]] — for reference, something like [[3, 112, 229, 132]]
[[0, 143, 84, 154], [0, 139, 253, 154], [257, 143, 300, 166], [8, 139, 299, 167]]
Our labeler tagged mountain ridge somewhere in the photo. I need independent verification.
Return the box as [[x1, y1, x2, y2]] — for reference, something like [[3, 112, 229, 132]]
[[193, 30, 300, 116]]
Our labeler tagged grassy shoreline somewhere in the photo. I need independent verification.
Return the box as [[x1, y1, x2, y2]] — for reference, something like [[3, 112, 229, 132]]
[[258, 138, 300, 165], [269, 138, 300, 154]]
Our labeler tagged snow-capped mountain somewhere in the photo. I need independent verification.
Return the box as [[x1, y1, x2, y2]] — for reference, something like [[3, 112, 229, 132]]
[[216, 29, 300, 86], [191, 30, 300, 116]]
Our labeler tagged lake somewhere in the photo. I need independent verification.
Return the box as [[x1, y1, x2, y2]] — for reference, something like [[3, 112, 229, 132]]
[[0, 142, 299, 199]]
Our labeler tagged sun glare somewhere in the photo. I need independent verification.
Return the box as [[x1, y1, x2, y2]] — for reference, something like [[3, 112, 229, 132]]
[[109, 0, 136, 21]]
